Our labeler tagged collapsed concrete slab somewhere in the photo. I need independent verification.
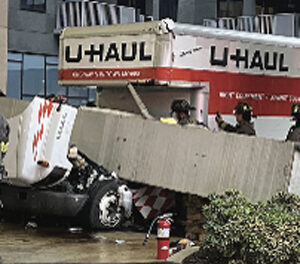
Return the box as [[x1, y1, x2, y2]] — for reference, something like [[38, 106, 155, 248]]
[[0, 97, 296, 201], [71, 106, 295, 201]]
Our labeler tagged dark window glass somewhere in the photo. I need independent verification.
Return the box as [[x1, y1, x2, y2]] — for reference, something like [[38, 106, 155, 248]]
[[256, 0, 300, 14], [218, 0, 243, 17], [7, 62, 22, 99], [159, 0, 178, 21], [89, 88, 97, 102], [68, 87, 88, 97], [23, 54, 45, 96], [46, 56, 58, 64], [20, 0, 46, 12], [22, 95, 35, 101], [68, 98, 88, 107], [46, 65, 66, 96], [8, 52, 22, 62]]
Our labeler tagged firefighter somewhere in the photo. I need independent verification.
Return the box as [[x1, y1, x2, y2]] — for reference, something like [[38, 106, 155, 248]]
[[168, 99, 201, 126], [0, 114, 10, 180], [286, 104, 300, 142], [215, 102, 256, 136]]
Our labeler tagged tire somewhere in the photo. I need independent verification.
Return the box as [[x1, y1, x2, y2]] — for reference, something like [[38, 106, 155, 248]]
[[87, 181, 124, 230]]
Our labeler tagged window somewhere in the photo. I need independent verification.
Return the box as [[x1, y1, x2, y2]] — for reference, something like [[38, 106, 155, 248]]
[[7, 52, 97, 107], [218, 0, 243, 17], [23, 54, 45, 96], [7, 62, 22, 99], [21, 0, 46, 13], [256, 0, 300, 14], [46, 65, 67, 96]]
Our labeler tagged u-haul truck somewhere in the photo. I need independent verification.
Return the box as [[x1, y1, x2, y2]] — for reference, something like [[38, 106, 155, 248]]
[[59, 19, 300, 140]]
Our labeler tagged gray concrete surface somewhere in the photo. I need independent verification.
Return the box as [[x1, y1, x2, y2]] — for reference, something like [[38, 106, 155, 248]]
[[0, 0, 8, 94], [71, 107, 294, 202], [0, 221, 160, 263], [0, 98, 29, 119]]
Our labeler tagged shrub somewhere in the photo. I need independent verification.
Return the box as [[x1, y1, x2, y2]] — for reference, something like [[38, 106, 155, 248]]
[[199, 190, 300, 264]]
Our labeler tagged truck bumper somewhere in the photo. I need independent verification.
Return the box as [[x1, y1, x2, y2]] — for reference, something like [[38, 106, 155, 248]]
[[0, 183, 88, 217]]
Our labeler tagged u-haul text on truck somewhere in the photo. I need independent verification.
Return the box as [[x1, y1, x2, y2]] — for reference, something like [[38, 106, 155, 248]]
[[59, 19, 300, 139]]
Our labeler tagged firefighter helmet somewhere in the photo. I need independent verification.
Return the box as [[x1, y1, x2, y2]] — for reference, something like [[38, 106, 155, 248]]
[[291, 104, 300, 120], [170, 99, 196, 115], [234, 102, 253, 122]]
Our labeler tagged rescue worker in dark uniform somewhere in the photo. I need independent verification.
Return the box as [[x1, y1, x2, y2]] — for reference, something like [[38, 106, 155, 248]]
[[170, 99, 202, 127], [0, 114, 10, 180], [215, 102, 256, 136], [286, 104, 300, 142]]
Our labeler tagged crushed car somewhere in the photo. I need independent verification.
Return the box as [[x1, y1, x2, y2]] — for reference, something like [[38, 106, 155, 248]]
[[0, 97, 132, 229]]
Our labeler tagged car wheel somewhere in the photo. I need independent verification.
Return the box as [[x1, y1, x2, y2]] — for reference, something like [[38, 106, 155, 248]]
[[88, 181, 123, 229]]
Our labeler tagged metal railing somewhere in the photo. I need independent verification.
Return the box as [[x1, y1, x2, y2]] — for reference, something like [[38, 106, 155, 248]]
[[203, 14, 275, 35], [54, 0, 153, 34], [204, 13, 300, 38], [206, 14, 274, 34]]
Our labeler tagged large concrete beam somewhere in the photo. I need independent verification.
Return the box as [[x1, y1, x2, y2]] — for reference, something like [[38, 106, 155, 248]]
[[71, 107, 294, 201], [0, 98, 295, 201], [0, 98, 29, 118]]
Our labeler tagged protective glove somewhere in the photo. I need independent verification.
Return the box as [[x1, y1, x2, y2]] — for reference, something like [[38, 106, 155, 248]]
[[215, 112, 223, 124]]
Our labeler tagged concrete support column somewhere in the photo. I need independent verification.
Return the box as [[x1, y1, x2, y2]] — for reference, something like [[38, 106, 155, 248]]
[[177, 0, 217, 25], [145, 0, 160, 20], [243, 0, 256, 16], [0, 0, 8, 94]]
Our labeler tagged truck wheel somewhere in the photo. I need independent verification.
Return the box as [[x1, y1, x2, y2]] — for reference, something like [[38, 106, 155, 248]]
[[88, 181, 123, 229]]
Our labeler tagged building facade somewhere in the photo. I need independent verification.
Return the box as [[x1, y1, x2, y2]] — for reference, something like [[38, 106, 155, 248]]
[[6, 0, 97, 106]]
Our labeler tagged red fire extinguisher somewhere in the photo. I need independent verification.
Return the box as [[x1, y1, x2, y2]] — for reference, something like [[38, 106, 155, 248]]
[[143, 213, 173, 261], [157, 217, 171, 260]]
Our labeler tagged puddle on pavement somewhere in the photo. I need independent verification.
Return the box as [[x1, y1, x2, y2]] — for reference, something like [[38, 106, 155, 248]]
[[0, 216, 159, 263]]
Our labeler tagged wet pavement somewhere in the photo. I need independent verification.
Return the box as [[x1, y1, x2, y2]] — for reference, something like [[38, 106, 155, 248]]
[[0, 220, 160, 263]]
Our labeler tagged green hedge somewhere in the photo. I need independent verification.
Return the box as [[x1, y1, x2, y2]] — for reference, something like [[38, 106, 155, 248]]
[[199, 190, 299, 264]]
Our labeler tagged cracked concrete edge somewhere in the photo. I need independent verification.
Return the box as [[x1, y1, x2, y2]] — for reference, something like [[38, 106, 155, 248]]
[[167, 246, 200, 264]]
